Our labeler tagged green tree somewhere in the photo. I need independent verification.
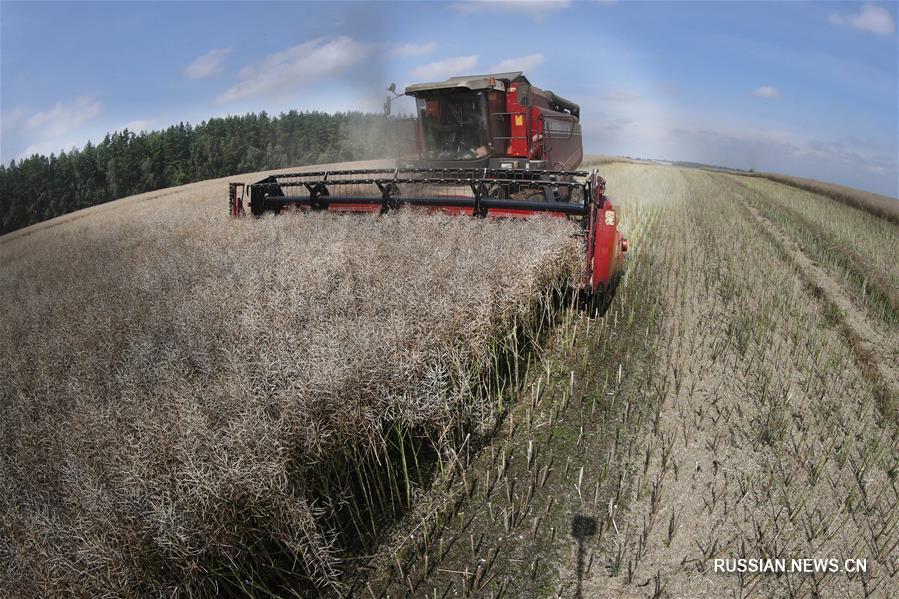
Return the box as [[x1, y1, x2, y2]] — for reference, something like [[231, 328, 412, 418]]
[[0, 111, 415, 235]]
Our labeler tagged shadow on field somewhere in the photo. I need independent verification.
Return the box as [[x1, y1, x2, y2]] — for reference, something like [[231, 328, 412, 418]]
[[348, 284, 628, 595], [237, 287, 580, 596], [571, 514, 597, 599]]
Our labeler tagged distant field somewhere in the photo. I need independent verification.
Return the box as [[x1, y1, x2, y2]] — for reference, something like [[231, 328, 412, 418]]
[[2, 161, 896, 597], [747, 172, 899, 224], [725, 174, 898, 329]]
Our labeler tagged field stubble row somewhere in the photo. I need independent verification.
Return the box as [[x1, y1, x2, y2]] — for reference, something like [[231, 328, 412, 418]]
[[371, 163, 898, 598], [581, 165, 897, 597], [369, 163, 670, 597]]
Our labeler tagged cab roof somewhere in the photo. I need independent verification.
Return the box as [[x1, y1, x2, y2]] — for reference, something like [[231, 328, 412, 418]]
[[404, 72, 527, 95]]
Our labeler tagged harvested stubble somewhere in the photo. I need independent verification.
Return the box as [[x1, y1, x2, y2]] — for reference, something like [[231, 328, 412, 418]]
[[0, 191, 583, 596], [747, 172, 899, 225]]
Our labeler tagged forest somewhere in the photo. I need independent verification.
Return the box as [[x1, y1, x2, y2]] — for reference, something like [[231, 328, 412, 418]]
[[0, 111, 413, 235]]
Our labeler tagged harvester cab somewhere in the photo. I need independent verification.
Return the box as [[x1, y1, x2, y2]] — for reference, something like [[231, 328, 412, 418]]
[[401, 71, 582, 173], [228, 72, 628, 305]]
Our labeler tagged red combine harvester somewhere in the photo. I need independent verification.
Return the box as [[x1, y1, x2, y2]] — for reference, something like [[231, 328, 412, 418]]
[[229, 72, 627, 302]]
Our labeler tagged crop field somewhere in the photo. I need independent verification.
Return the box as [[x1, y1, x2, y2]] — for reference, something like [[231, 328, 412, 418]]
[[364, 162, 898, 598], [1, 160, 897, 598]]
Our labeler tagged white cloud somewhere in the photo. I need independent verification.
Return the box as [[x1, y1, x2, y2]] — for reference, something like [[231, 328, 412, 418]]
[[24, 97, 103, 138], [217, 37, 370, 104], [184, 47, 232, 80], [751, 86, 781, 99], [391, 42, 438, 58], [449, 1, 571, 23], [2, 101, 100, 162], [18, 139, 79, 160], [585, 105, 896, 195], [409, 55, 479, 81], [489, 53, 544, 73], [829, 3, 895, 36], [666, 126, 897, 190]]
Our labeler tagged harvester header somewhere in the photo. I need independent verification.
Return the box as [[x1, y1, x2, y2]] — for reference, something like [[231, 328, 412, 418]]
[[229, 72, 627, 302]]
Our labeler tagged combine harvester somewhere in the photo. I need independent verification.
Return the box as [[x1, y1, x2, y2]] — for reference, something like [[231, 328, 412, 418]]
[[229, 72, 627, 301]]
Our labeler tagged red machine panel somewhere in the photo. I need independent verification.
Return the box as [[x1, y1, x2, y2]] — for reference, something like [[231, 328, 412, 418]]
[[584, 181, 624, 291], [506, 85, 529, 157]]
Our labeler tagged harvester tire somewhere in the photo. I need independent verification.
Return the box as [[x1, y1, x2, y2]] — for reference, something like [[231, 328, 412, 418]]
[[582, 271, 623, 318]]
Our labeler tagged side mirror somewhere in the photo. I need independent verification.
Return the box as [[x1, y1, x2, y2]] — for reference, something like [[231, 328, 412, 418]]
[[384, 83, 401, 116]]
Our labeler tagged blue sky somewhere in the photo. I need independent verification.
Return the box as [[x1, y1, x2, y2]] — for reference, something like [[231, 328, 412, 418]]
[[2, 1, 897, 196]]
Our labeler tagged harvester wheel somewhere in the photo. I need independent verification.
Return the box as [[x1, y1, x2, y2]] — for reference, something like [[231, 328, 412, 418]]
[[487, 183, 505, 198], [511, 188, 546, 201], [582, 272, 622, 318]]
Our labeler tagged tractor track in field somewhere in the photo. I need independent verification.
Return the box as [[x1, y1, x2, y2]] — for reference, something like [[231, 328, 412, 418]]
[[746, 203, 898, 417]]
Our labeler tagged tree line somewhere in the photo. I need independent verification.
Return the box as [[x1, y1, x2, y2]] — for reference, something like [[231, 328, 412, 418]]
[[0, 111, 414, 235]]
